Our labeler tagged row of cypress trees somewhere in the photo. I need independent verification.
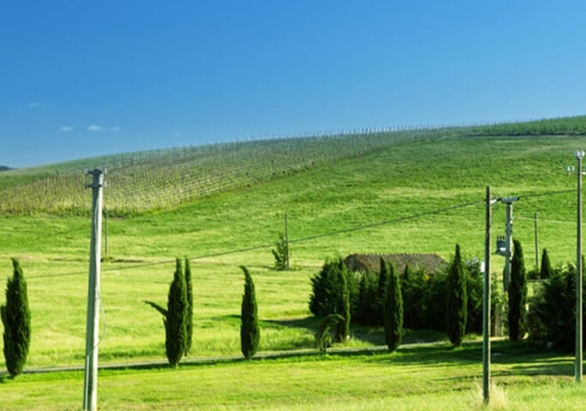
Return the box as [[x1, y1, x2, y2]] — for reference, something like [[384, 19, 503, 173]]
[[146, 261, 261, 366], [145, 258, 193, 367]]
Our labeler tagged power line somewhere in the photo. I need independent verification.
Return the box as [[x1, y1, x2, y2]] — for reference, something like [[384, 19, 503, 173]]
[[516, 189, 574, 199], [26, 198, 484, 280], [27, 188, 572, 281]]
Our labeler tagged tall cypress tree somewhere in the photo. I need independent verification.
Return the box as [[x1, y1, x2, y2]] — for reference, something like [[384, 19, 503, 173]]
[[240, 266, 260, 359], [1, 258, 31, 377], [446, 244, 467, 347], [334, 260, 350, 342], [376, 257, 390, 321], [184, 258, 193, 355], [508, 240, 528, 341], [383, 259, 403, 352], [165, 258, 188, 367]]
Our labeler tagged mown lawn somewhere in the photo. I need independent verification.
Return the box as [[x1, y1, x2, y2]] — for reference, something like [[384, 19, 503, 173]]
[[0, 341, 581, 410]]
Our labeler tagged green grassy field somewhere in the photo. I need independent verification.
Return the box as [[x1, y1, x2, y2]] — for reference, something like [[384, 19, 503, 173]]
[[1, 121, 586, 408], [0, 341, 583, 410]]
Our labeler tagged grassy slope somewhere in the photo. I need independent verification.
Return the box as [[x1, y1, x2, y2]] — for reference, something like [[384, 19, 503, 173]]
[[0, 341, 583, 411], [1, 123, 586, 408], [0, 133, 583, 365]]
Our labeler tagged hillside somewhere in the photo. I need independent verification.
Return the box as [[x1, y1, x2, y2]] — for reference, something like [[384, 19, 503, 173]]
[[1, 115, 585, 217], [0, 115, 585, 374], [0, 128, 451, 216]]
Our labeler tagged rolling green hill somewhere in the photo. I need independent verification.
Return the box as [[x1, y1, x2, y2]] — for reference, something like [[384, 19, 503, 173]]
[[1, 117, 586, 409], [2, 115, 585, 217]]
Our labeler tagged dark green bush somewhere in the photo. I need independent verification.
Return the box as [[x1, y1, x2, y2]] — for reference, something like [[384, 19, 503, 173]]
[[309, 251, 483, 338], [534, 265, 586, 351]]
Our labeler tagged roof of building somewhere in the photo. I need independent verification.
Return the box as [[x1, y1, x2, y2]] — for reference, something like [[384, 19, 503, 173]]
[[344, 253, 448, 274]]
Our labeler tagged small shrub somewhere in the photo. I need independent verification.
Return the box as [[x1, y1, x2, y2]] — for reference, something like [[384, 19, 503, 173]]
[[315, 314, 344, 354], [271, 233, 289, 271]]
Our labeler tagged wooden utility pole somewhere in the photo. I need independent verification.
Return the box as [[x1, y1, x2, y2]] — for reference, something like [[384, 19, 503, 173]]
[[483, 186, 492, 404], [83, 169, 104, 411], [534, 213, 539, 269], [284, 214, 289, 270], [576, 151, 584, 383]]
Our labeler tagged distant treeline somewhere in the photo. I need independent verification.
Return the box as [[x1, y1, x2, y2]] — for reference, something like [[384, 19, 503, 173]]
[[0, 166, 12, 172]]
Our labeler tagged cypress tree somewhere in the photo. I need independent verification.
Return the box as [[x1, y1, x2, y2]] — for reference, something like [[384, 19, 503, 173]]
[[165, 258, 188, 367], [240, 266, 260, 359], [540, 248, 553, 280], [383, 259, 403, 352], [376, 257, 390, 321], [309, 260, 340, 317], [1, 258, 31, 377], [508, 239, 528, 341], [334, 260, 350, 342], [446, 244, 467, 347], [184, 258, 193, 356]]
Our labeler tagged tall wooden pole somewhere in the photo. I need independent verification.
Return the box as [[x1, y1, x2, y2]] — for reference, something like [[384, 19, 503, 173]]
[[284, 214, 289, 270], [534, 212, 539, 270], [576, 151, 584, 383], [483, 186, 491, 404], [83, 169, 104, 411]]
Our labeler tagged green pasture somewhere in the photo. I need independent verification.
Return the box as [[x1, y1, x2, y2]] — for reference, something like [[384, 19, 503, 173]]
[[1, 341, 583, 410], [2, 126, 586, 408]]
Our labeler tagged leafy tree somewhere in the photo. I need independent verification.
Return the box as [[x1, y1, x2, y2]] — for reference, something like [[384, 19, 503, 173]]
[[1, 259, 31, 377], [145, 258, 188, 367], [240, 266, 260, 359], [184, 258, 193, 355], [540, 249, 553, 280], [508, 240, 528, 341], [383, 259, 403, 352], [271, 233, 289, 271], [446, 244, 467, 346]]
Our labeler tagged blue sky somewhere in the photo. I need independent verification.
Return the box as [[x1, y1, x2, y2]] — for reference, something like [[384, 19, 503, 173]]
[[2, 1, 586, 168]]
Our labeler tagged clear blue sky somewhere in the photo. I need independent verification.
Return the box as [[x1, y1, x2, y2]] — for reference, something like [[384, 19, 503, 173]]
[[2, 1, 585, 168]]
